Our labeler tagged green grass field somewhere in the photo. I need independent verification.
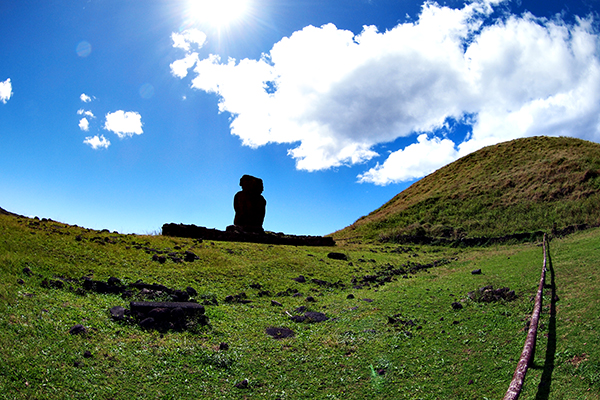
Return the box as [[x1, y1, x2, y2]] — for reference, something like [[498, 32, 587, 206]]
[[1, 214, 598, 399]]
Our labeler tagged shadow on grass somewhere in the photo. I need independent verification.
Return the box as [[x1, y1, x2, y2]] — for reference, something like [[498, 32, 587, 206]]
[[534, 239, 557, 400]]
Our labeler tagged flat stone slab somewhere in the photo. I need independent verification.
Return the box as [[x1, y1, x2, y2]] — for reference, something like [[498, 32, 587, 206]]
[[162, 223, 335, 246], [130, 301, 205, 315]]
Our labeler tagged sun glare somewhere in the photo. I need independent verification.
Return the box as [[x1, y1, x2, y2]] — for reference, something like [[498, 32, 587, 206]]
[[188, 0, 250, 27]]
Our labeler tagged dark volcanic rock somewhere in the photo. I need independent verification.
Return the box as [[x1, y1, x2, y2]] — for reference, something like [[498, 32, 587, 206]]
[[69, 324, 87, 335], [172, 290, 190, 302], [139, 317, 155, 329], [451, 302, 463, 310], [266, 326, 295, 339], [468, 286, 517, 302], [292, 275, 307, 283], [161, 223, 335, 246], [327, 252, 348, 261], [109, 306, 126, 321], [235, 379, 249, 389], [183, 251, 198, 262], [471, 269, 482, 275], [304, 311, 329, 323]]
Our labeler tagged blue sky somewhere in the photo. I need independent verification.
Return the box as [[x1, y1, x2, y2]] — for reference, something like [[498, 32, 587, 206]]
[[1, 0, 600, 236]]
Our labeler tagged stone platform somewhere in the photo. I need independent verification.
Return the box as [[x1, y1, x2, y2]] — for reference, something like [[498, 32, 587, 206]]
[[162, 223, 335, 246]]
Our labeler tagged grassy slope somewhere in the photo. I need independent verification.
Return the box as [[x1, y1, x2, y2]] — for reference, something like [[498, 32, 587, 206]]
[[1, 212, 598, 399], [333, 136, 600, 242]]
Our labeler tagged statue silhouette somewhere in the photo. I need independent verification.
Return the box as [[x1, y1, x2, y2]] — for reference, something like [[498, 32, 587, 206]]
[[232, 175, 266, 233]]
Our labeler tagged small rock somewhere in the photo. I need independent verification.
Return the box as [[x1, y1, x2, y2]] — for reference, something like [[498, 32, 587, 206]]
[[471, 269, 482, 275], [219, 342, 229, 351], [451, 302, 463, 310], [291, 315, 306, 322], [347, 294, 355, 299], [271, 300, 283, 307], [266, 326, 295, 339], [107, 277, 121, 286], [235, 379, 249, 389], [172, 290, 189, 302], [184, 251, 198, 262], [139, 317, 155, 329], [362, 298, 373, 303], [304, 311, 328, 323], [109, 306, 126, 321], [69, 324, 87, 335], [327, 252, 348, 261], [22, 267, 33, 276], [185, 286, 198, 297], [17, 279, 25, 285], [292, 275, 306, 283], [305, 296, 316, 302], [83, 351, 93, 358], [468, 379, 474, 385], [152, 254, 166, 264], [294, 306, 307, 313]]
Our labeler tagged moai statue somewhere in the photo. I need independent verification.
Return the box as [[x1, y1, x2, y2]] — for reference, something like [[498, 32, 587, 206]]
[[232, 175, 266, 233]]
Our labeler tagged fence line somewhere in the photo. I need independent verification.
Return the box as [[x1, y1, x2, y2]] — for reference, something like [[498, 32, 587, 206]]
[[503, 233, 548, 400]]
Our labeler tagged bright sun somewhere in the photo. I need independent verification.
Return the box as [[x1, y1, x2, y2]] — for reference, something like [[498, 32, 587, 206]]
[[188, 0, 250, 27]]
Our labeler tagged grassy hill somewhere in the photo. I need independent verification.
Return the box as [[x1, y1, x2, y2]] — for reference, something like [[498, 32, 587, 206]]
[[333, 136, 600, 243], [1, 207, 599, 398]]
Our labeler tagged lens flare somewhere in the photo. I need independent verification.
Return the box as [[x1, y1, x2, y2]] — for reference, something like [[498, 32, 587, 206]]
[[76, 41, 92, 57]]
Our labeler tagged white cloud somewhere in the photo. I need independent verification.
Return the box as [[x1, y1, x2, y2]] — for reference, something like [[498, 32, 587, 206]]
[[78, 117, 90, 131], [104, 110, 143, 138], [0, 78, 13, 104], [170, 52, 200, 78], [84, 135, 110, 149], [80, 93, 92, 103], [358, 134, 459, 185], [171, 0, 600, 184], [172, 29, 207, 51], [77, 109, 95, 118]]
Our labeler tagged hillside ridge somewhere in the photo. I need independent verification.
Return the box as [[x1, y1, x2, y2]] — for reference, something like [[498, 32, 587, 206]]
[[334, 136, 600, 242]]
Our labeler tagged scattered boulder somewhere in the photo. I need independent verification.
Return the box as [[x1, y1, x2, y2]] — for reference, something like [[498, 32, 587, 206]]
[[235, 379, 249, 389], [109, 306, 127, 321], [224, 293, 251, 304], [292, 275, 306, 283], [471, 269, 482, 275], [266, 326, 295, 339], [468, 286, 517, 303], [129, 301, 209, 331], [69, 324, 87, 335], [451, 302, 463, 310], [327, 252, 348, 261], [290, 311, 329, 323], [304, 311, 329, 323], [183, 251, 198, 262]]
